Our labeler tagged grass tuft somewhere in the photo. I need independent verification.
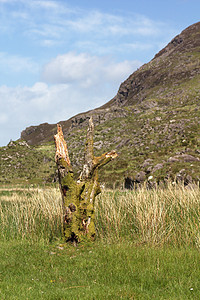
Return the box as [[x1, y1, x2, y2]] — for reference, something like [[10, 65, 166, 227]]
[[0, 188, 63, 242], [95, 183, 200, 247]]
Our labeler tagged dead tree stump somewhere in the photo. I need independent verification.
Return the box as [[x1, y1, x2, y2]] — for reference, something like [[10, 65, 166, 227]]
[[54, 117, 118, 243]]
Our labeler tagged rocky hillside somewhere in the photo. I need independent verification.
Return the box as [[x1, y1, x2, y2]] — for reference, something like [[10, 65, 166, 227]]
[[1, 22, 200, 187], [104, 21, 200, 108]]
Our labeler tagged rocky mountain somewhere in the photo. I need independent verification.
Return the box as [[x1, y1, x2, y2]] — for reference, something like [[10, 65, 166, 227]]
[[1, 22, 200, 187]]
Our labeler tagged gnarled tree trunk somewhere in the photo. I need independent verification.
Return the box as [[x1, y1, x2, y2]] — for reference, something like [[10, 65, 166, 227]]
[[54, 117, 117, 244]]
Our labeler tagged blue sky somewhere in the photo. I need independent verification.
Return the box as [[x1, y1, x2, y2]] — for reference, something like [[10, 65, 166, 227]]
[[0, 0, 199, 146]]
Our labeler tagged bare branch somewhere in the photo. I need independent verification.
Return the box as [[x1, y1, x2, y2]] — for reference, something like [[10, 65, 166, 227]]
[[80, 118, 118, 180], [93, 150, 118, 169], [54, 124, 71, 166]]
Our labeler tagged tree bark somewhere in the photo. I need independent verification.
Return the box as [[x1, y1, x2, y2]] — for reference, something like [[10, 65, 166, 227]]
[[54, 117, 117, 244]]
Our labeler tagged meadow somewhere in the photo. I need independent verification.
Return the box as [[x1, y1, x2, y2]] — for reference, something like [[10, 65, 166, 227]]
[[0, 183, 200, 299]]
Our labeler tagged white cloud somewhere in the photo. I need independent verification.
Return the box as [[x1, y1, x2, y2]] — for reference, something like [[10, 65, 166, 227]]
[[0, 53, 142, 146], [0, 0, 171, 52], [0, 80, 113, 145], [103, 60, 141, 82], [66, 11, 113, 33], [63, 10, 165, 38], [42, 52, 142, 86], [29, 0, 62, 10], [0, 52, 39, 74], [42, 52, 101, 85]]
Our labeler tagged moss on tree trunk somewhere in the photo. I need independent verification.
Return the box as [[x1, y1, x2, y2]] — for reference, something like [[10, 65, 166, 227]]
[[54, 117, 117, 244]]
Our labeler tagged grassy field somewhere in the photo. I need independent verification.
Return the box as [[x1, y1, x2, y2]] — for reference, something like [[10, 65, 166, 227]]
[[0, 184, 200, 299], [1, 240, 200, 299]]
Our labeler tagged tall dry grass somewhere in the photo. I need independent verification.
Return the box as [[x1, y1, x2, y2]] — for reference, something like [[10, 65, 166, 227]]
[[95, 183, 200, 247], [0, 188, 63, 242], [0, 183, 200, 247]]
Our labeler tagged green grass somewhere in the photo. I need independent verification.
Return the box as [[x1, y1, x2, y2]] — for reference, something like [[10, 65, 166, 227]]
[[1, 185, 200, 299], [1, 240, 200, 299]]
